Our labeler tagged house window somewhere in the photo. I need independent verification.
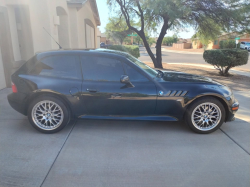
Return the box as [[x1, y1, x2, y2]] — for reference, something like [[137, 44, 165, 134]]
[[214, 40, 218, 45]]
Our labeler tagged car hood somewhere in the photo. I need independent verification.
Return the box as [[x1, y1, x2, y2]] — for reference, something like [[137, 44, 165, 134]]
[[161, 70, 222, 85]]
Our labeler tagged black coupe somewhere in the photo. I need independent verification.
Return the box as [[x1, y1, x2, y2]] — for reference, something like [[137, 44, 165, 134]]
[[8, 49, 239, 134]]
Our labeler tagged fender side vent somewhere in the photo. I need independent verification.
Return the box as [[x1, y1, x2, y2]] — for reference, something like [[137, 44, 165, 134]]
[[170, 91, 177, 96], [175, 91, 182, 97], [180, 91, 188, 96], [164, 91, 171, 96]]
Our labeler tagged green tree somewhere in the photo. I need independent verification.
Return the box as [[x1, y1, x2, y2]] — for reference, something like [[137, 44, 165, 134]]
[[105, 17, 133, 45], [134, 35, 142, 45], [191, 19, 222, 49], [163, 34, 178, 46], [146, 37, 155, 46], [107, 0, 250, 68]]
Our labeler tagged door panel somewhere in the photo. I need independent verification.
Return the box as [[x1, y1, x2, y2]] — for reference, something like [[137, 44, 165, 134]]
[[81, 81, 156, 116]]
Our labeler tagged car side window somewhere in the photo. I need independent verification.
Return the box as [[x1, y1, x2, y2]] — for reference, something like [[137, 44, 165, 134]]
[[30, 55, 81, 80], [241, 42, 245, 44], [81, 56, 124, 82], [122, 62, 149, 82]]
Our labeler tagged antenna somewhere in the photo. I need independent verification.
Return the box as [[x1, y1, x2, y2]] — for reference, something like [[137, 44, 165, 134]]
[[43, 27, 63, 49]]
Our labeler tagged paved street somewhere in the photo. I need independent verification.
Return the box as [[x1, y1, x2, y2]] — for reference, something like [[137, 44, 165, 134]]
[[0, 86, 249, 187], [139, 47, 250, 71]]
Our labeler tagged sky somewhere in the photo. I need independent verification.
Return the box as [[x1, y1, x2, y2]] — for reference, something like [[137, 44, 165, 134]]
[[96, 0, 195, 39]]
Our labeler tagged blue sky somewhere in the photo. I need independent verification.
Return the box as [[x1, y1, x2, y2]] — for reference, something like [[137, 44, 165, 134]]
[[96, 0, 195, 39]]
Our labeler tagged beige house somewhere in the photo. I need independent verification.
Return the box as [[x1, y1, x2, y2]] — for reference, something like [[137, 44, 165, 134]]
[[0, 0, 101, 89]]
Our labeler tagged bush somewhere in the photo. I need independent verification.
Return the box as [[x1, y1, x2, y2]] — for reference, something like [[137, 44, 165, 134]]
[[107, 45, 140, 58], [219, 40, 240, 49], [219, 40, 224, 49], [203, 49, 249, 76]]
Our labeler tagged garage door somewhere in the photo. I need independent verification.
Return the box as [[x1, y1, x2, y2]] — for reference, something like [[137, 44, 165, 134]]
[[86, 24, 95, 48], [0, 47, 6, 89]]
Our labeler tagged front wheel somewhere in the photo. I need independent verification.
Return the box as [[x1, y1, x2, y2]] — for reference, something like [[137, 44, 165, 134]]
[[28, 95, 70, 133], [185, 97, 225, 134]]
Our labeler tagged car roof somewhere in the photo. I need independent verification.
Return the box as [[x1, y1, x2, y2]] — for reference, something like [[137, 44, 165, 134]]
[[35, 48, 130, 59]]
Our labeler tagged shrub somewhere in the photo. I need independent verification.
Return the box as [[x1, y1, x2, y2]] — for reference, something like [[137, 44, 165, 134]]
[[219, 40, 224, 49], [107, 45, 140, 58], [203, 49, 249, 76], [219, 40, 240, 49], [223, 40, 235, 49]]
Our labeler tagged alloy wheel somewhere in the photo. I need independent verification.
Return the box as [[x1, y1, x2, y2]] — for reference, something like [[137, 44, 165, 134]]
[[191, 102, 221, 131], [32, 100, 64, 130]]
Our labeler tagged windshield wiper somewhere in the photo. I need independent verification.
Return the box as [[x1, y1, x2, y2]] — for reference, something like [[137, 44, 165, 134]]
[[156, 70, 164, 78]]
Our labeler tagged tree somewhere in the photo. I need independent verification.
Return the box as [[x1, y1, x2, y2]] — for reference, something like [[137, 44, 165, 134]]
[[107, 0, 250, 68], [105, 17, 133, 45], [191, 19, 222, 49], [134, 34, 142, 45], [163, 34, 178, 46]]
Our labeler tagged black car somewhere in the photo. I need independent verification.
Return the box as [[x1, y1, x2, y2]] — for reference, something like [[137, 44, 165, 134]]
[[8, 49, 239, 134], [100, 42, 106, 48]]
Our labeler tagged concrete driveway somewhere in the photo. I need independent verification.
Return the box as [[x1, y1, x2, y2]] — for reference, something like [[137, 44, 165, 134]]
[[0, 88, 249, 187]]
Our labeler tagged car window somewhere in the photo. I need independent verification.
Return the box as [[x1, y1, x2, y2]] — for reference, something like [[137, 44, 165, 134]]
[[126, 55, 158, 78], [30, 55, 81, 79], [241, 42, 245, 44], [123, 62, 149, 82], [81, 56, 124, 82]]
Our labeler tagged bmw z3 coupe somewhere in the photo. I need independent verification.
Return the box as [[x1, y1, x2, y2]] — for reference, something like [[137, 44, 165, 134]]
[[8, 49, 239, 134]]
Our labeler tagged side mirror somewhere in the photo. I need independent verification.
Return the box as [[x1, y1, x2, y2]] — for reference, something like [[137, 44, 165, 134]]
[[120, 75, 130, 84], [120, 75, 134, 87]]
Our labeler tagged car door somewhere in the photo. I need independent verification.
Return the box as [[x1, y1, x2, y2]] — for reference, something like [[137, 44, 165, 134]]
[[80, 54, 157, 116]]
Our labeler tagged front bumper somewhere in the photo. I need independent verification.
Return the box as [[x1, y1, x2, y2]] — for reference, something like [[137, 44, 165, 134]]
[[7, 93, 28, 116], [226, 100, 239, 122]]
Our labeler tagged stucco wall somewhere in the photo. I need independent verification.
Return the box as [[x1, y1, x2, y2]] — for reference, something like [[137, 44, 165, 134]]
[[173, 43, 191, 49], [192, 41, 203, 49]]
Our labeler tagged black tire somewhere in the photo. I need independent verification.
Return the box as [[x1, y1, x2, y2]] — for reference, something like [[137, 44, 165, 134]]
[[28, 95, 70, 133], [185, 97, 226, 134]]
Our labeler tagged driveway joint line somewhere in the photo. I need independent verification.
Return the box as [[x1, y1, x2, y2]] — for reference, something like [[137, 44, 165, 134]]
[[0, 88, 7, 92], [220, 128, 250, 155], [40, 120, 77, 187]]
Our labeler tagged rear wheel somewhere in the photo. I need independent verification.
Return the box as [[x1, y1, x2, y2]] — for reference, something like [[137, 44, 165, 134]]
[[28, 95, 70, 133], [185, 97, 225, 134]]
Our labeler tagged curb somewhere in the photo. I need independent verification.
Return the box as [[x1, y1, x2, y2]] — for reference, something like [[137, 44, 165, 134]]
[[162, 48, 203, 55]]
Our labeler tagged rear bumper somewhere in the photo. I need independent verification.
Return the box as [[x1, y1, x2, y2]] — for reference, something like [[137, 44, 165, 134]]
[[7, 93, 28, 116], [226, 100, 239, 122]]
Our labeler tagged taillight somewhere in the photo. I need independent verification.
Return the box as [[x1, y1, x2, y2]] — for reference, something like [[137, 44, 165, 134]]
[[12, 82, 18, 93]]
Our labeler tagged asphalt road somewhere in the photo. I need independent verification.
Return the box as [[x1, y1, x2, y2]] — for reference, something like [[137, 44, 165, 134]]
[[0, 88, 249, 187], [139, 47, 250, 70]]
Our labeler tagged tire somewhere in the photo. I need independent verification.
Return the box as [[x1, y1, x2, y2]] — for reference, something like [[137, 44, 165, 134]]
[[28, 95, 70, 133], [185, 97, 225, 134]]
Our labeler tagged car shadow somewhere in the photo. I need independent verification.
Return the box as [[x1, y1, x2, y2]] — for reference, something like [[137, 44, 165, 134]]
[[74, 119, 192, 134]]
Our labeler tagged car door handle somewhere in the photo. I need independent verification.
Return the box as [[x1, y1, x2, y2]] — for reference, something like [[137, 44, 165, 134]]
[[86, 89, 98, 93]]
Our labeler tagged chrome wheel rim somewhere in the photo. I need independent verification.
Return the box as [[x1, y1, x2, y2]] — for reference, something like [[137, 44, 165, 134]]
[[32, 100, 64, 131], [191, 102, 221, 131]]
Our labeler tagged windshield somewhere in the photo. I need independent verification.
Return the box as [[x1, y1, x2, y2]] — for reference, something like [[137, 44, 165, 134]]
[[126, 55, 158, 78]]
